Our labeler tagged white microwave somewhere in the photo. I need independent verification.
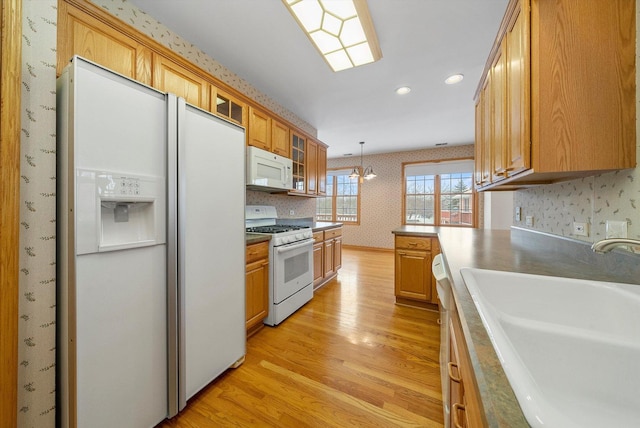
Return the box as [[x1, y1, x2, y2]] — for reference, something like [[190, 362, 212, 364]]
[[246, 146, 293, 192]]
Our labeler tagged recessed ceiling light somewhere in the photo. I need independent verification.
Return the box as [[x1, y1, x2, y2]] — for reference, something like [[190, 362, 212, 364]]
[[395, 86, 411, 95], [445, 74, 464, 85]]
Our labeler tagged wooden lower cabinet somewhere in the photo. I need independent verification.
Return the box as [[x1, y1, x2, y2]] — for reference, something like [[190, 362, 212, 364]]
[[245, 241, 269, 337], [313, 237, 324, 285], [313, 227, 342, 290], [449, 305, 487, 427], [394, 234, 439, 308]]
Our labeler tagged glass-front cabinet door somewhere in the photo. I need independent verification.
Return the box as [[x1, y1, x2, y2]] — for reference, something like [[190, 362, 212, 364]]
[[291, 132, 305, 193], [212, 87, 246, 126]]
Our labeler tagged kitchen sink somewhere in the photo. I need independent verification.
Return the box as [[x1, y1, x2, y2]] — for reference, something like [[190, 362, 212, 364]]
[[460, 268, 640, 428]]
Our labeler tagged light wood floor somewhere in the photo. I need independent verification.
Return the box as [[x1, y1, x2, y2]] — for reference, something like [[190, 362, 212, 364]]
[[159, 247, 444, 427]]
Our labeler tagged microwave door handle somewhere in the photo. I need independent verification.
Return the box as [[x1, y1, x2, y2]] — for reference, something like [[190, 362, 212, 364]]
[[285, 166, 290, 186]]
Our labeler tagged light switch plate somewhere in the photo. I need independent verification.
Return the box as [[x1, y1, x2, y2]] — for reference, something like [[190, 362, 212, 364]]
[[515, 206, 521, 222], [606, 220, 627, 239]]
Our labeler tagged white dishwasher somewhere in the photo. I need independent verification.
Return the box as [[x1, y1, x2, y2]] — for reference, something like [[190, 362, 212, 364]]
[[432, 253, 453, 428]]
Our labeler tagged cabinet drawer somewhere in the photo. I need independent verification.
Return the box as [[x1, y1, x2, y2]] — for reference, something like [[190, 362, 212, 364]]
[[313, 231, 324, 243], [324, 227, 342, 240], [246, 241, 269, 264], [395, 236, 431, 251]]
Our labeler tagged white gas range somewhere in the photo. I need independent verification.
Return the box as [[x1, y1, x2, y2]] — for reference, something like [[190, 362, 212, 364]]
[[245, 206, 314, 326]]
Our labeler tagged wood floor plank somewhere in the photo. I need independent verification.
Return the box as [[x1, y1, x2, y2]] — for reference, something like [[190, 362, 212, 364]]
[[157, 247, 444, 427]]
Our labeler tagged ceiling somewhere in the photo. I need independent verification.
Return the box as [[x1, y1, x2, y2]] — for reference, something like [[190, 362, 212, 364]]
[[127, 0, 509, 158]]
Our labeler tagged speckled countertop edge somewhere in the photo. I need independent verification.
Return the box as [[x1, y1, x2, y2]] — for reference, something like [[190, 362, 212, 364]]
[[245, 233, 271, 245], [393, 225, 640, 427], [311, 222, 343, 232]]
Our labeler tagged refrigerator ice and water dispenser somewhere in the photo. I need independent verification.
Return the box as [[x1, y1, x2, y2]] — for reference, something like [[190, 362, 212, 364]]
[[75, 168, 165, 254]]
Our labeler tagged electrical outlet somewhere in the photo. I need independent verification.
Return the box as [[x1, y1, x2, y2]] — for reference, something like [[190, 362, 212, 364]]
[[525, 215, 534, 227], [515, 206, 521, 222], [289, 209, 295, 216], [573, 222, 588, 237]]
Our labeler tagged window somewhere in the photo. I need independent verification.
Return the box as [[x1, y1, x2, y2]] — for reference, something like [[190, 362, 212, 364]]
[[316, 169, 360, 224], [404, 160, 475, 227]]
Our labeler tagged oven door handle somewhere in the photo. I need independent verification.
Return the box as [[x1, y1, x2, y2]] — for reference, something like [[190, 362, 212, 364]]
[[275, 239, 314, 254]]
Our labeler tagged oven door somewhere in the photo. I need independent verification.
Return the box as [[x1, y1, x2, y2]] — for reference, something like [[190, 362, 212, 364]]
[[272, 238, 314, 304]]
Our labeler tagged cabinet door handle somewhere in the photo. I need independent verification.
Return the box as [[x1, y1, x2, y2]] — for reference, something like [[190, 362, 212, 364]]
[[452, 403, 466, 428], [448, 362, 461, 383]]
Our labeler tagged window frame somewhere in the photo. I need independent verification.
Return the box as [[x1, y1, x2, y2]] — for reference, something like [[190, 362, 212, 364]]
[[315, 167, 361, 225], [402, 158, 477, 228]]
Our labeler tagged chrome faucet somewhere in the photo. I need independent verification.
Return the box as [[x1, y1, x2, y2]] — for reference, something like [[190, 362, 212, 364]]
[[591, 238, 640, 254]]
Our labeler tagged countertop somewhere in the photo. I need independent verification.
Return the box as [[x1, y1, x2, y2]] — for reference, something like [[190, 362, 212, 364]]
[[246, 222, 342, 244], [245, 233, 271, 245], [393, 225, 640, 427], [311, 222, 343, 232]]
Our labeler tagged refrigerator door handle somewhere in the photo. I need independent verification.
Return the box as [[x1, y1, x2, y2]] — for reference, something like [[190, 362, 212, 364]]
[[176, 96, 188, 412], [166, 93, 181, 418]]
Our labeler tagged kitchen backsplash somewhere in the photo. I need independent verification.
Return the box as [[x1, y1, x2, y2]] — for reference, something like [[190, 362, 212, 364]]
[[513, 4, 640, 245], [91, 0, 317, 137], [514, 169, 640, 243], [246, 190, 316, 219]]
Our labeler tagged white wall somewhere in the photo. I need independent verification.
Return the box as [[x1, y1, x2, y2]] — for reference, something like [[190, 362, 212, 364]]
[[483, 191, 514, 230]]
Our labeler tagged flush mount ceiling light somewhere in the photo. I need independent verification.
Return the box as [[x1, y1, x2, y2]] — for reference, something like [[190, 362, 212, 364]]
[[283, 0, 382, 72], [349, 141, 376, 182], [395, 86, 411, 95], [445, 74, 464, 85]]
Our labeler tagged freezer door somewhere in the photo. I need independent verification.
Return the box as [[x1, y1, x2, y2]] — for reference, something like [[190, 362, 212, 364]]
[[57, 56, 169, 428], [176, 99, 247, 407]]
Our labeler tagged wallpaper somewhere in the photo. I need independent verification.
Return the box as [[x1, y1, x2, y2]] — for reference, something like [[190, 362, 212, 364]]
[[15, 0, 640, 425], [18, 1, 58, 426], [513, 3, 640, 249], [91, 0, 317, 137], [328, 145, 478, 249], [246, 190, 317, 219]]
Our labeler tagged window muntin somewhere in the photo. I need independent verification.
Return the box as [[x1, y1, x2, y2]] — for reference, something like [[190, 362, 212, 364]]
[[316, 170, 360, 224], [404, 161, 475, 227]]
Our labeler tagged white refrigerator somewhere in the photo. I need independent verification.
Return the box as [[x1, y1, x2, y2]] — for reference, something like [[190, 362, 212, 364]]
[[57, 56, 246, 428]]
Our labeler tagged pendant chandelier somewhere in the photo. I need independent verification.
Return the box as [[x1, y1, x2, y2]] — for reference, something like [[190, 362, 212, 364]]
[[349, 141, 376, 182]]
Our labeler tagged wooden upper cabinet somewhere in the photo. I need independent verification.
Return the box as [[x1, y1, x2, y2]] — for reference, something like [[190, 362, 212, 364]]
[[57, 1, 151, 83], [248, 107, 290, 157], [474, 97, 484, 187], [491, 42, 506, 182], [271, 119, 290, 157], [290, 132, 306, 193], [317, 144, 327, 196], [248, 106, 272, 152], [288, 134, 328, 197], [57, 0, 333, 179], [306, 139, 318, 195], [505, 3, 529, 176], [481, 78, 492, 186], [153, 53, 209, 109], [212, 87, 246, 126], [474, 0, 635, 191]]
